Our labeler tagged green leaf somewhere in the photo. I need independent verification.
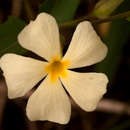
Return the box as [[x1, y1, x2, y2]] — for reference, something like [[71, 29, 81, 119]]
[[39, 0, 80, 23], [93, 0, 124, 18], [0, 16, 26, 57], [51, 0, 80, 23], [39, 0, 57, 13]]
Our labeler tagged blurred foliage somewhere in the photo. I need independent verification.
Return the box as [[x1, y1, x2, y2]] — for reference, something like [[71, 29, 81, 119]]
[[126, 16, 130, 21], [39, 0, 80, 23], [109, 120, 130, 130], [96, 0, 130, 82], [0, 16, 26, 57], [93, 0, 124, 18]]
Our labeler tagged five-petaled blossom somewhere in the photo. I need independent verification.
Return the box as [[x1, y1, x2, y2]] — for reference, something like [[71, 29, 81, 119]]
[[0, 13, 108, 124]]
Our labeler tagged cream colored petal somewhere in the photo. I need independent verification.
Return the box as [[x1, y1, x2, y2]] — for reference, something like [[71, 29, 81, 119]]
[[0, 54, 47, 99], [18, 13, 61, 61], [26, 76, 71, 124], [63, 21, 108, 69], [60, 70, 108, 111]]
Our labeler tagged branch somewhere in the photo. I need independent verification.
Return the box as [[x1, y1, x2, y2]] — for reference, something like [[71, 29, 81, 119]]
[[11, 0, 23, 17], [0, 80, 7, 128], [71, 98, 130, 116], [59, 11, 130, 28], [97, 99, 130, 115]]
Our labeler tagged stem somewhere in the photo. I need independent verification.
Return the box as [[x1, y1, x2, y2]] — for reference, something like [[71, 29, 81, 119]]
[[59, 11, 130, 28], [11, 0, 23, 17], [93, 10, 130, 24], [71, 98, 130, 116], [97, 99, 130, 115], [23, 0, 35, 20], [0, 80, 7, 128]]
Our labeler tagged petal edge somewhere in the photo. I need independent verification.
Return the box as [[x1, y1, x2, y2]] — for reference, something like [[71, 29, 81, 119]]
[[26, 77, 71, 124], [0, 53, 47, 99], [18, 13, 61, 61], [60, 70, 108, 111], [63, 21, 108, 69]]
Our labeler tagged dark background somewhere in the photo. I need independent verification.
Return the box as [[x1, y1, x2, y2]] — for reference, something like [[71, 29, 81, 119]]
[[0, 0, 130, 130]]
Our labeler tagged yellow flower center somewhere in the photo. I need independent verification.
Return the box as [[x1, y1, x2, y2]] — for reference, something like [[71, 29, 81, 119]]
[[45, 57, 70, 82]]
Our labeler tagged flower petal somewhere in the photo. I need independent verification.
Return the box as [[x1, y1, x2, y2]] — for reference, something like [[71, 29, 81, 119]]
[[63, 21, 108, 69], [0, 54, 47, 99], [60, 70, 108, 111], [18, 13, 61, 61], [26, 76, 71, 124]]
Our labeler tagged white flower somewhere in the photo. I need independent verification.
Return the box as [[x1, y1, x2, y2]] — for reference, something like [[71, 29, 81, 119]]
[[0, 13, 108, 124]]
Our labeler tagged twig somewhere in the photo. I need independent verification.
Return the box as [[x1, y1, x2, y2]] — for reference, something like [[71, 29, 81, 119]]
[[59, 11, 130, 28], [0, 80, 7, 128], [11, 0, 23, 17], [97, 99, 130, 115], [23, 0, 35, 20], [71, 98, 130, 116]]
